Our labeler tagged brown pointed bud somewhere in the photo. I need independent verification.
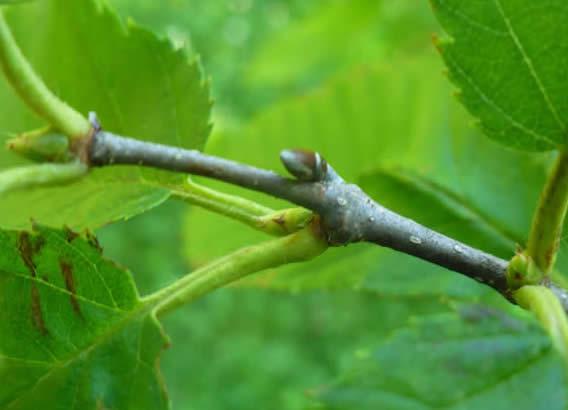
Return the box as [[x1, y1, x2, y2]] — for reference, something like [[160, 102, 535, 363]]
[[280, 149, 328, 182]]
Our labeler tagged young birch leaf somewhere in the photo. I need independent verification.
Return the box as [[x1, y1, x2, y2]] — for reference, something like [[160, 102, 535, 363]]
[[0, 0, 211, 229], [313, 307, 568, 410], [0, 225, 169, 409], [431, 0, 568, 151]]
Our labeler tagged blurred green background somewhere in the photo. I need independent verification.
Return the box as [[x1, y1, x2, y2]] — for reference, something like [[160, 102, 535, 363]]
[[0, 0, 564, 408], [95, 1, 469, 409]]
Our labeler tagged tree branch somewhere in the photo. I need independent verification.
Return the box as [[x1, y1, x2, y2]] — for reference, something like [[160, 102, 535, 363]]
[[87, 128, 568, 310]]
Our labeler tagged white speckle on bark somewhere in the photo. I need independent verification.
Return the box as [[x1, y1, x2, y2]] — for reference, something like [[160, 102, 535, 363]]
[[410, 236, 422, 245]]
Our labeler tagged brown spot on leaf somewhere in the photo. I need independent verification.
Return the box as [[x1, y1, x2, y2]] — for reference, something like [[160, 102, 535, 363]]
[[20, 232, 48, 334], [60, 260, 82, 318], [64, 226, 79, 243], [31, 284, 48, 335], [86, 231, 103, 253], [30, 219, 40, 232], [33, 236, 46, 254], [18, 232, 37, 277], [41, 275, 50, 283]]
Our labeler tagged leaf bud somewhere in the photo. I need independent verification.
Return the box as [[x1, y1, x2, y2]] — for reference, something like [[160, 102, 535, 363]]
[[280, 149, 327, 182], [7, 126, 71, 163]]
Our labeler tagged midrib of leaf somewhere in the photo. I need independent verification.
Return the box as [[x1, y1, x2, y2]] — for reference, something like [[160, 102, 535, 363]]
[[492, 0, 567, 133], [0, 355, 51, 367], [442, 349, 550, 408], [397, 332, 545, 346], [357, 348, 550, 410]]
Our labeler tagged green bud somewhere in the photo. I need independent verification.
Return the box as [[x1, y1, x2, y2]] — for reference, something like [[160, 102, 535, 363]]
[[257, 208, 314, 236], [7, 126, 71, 163], [506, 252, 543, 289]]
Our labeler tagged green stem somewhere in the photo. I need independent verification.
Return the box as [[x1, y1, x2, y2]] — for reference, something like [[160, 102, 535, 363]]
[[526, 150, 568, 275], [145, 220, 328, 316], [0, 162, 87, 195], [170, 178, 313, 236], [515, 285, 568, 366], [0, 11, 90, 138]]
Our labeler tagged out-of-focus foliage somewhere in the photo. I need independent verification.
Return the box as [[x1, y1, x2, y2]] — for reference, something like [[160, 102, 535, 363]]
[[2, 0, 566, 409], [315, 307, 567, 409], [109, 0, 321, 118], [108, 0, 438, 119], [161, 289, 452, 410]]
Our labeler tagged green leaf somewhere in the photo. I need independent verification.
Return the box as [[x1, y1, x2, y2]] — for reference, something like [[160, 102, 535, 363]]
[[313, 306, 568, 410], [431, 0, 568, 151], [0, 0, 211, 229], [0, 225, 169, 409]]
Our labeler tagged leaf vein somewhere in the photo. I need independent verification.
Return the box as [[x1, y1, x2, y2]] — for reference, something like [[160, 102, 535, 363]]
[[444, 51, 556, 148], [437, 0, 508, 36], [493, 0, 566, 133], [44, 229, 120, 309], [2, 269, 124, 314]]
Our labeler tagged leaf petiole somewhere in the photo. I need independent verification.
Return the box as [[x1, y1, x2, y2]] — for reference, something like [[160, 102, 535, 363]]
[[144, 219, 328, 316], [514, 285, 568, 366], [526, 150, 568, 275], [170, 178, 313, 236], [0, 10, 90, 139]]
